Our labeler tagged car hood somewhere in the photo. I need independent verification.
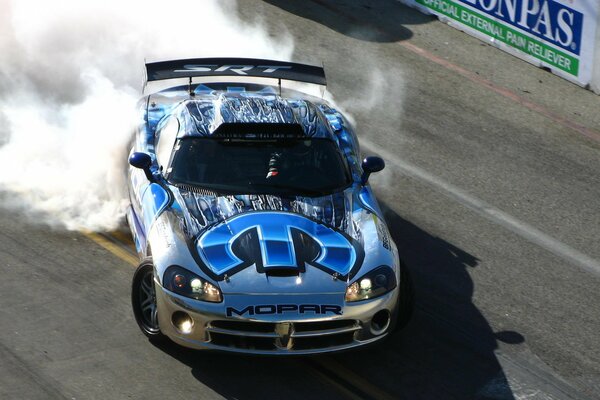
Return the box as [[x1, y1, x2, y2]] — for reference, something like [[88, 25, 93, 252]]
[[164, 185, 389, 294], [174, 186, 358, 239]]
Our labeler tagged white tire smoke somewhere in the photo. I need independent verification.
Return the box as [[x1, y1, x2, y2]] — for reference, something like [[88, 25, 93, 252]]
[[0, 0, 294, 231]]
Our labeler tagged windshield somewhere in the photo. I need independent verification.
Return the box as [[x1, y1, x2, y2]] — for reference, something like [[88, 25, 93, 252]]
[[168, 137, 351, 196]]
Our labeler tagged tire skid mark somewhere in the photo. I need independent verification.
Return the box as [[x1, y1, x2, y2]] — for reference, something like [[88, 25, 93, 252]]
[[307, 357, 399, 400], [0, 341, 72, 399]]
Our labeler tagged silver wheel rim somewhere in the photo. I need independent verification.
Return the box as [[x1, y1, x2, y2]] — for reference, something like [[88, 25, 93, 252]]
[[139, 269, 159, 332]]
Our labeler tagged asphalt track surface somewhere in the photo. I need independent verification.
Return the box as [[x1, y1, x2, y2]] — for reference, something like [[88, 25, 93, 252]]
[[1, 1, 599, 399]]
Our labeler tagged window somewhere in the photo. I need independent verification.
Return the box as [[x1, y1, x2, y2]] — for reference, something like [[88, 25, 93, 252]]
[[169, 137, 351, 196], [155, 117, 180, 170]]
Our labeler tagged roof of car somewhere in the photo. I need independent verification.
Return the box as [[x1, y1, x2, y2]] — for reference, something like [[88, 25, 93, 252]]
[[163, 91, 335, 139]]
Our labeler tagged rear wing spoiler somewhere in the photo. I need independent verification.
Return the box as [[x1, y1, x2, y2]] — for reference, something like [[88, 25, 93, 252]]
[[145, 58, 327, 87]]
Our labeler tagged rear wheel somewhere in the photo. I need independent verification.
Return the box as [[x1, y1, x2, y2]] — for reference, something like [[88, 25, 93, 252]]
[[393, 260, 415, 331], [131, 260, 163, 339]]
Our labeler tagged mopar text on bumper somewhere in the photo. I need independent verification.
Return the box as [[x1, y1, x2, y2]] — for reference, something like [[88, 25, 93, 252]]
[[155, 282, 399, 355]]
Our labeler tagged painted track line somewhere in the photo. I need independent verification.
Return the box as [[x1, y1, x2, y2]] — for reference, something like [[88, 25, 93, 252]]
[[361, 138, 600, 277], [83, 231, 138, 266]]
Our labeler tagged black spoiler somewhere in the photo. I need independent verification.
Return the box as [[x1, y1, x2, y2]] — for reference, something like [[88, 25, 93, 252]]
[[145, 58, 326, 86]]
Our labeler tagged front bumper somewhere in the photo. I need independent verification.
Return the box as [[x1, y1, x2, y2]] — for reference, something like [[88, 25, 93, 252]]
[[155, 281, 399, 355]]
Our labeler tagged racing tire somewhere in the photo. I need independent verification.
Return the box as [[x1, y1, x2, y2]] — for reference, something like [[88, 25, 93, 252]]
[[393, 260, 415, 331], [131, 259, 164, 339]]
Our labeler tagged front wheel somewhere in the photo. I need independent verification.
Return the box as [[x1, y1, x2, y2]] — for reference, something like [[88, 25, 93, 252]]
[[131, 260, 163, 339]]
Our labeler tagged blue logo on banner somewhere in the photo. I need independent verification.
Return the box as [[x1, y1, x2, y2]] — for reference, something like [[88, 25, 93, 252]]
[[456, 0, 583, 56], [196, 212, 362, 280]]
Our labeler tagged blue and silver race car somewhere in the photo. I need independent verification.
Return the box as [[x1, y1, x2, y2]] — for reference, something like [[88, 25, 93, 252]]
[[127, 58, 413, 354]]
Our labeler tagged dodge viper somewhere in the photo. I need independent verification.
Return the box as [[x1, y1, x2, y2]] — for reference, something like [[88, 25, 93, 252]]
[[127, 58, 413, 354]]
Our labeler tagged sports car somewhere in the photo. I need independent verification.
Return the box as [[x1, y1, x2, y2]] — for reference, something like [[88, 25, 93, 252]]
[[127, 58, 413, 354]]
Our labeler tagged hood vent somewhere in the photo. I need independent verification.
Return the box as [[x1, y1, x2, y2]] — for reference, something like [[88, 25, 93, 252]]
[[176, 184, 218, 197], [212, 122, 306, 139]]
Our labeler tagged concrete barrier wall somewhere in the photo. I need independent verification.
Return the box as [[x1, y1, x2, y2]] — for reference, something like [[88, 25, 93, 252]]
[[593, 13, 600, 94], [400, 0, 600, 94]]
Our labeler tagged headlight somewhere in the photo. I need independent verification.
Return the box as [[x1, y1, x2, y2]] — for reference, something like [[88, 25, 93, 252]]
[[164, 266, 222, 303], [345, 266, 397, 302]]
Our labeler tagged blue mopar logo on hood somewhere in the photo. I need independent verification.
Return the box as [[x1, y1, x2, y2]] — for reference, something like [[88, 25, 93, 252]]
[[195, 212, 363, 281]]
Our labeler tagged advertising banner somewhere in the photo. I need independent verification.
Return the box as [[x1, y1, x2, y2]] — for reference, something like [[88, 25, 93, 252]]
[[402, 0, 599, 90]]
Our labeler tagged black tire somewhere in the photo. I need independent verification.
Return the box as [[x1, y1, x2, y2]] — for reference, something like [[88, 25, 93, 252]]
[[393, 260, 415, 331], [131, 260, 164, 339]]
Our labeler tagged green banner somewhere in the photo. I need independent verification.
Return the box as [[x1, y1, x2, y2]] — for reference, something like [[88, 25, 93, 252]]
[[415, 0, 579, 76]]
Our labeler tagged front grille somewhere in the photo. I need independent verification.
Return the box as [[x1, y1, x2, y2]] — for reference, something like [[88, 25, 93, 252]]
[[293, 320, 354, 333], [293, 331, 356, 350], [207, 319, 360, 352], [210, 334, 276, 351], [211, 320, 276, 333]]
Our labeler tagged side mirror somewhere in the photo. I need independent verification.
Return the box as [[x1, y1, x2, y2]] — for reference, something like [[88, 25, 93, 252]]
[[361, 156, 385, 185], [129, 152, 155, 182]]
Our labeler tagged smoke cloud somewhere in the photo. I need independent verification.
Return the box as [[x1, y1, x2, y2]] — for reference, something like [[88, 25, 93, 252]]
[[0, 0, 294, 231], [326, 57, 407, 193]]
